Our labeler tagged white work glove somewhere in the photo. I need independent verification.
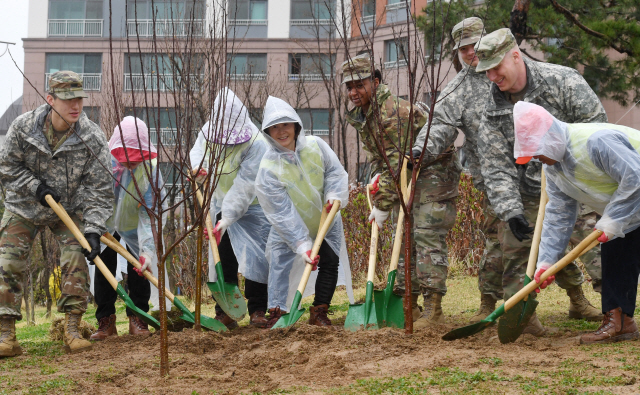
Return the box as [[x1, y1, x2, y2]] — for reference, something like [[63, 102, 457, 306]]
[[135, 252, 153, 277], [212, 219, 230, 245], [533, 261, 554, 293], [191, 168, 208, 184], [368, 207, 390, 229]]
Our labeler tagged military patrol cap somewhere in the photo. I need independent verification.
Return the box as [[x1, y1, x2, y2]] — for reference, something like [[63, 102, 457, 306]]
[[475, 28, 517, 72], [341, 53, 373, 84], [451, 17, 485, 50], [47, 71, 89, 100]]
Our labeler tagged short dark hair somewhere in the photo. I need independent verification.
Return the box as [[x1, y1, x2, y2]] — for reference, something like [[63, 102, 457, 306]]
[[373, 69, 382, 83]]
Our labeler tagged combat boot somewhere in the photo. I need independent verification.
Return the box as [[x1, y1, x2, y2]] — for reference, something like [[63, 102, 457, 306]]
[[266, 307, 284, 329], [411, 294, 422, 322], [90, 314, 118, 341], [63, 310, 93, 354], [308, 304, 332, 327], [522, 312, 546, 337], [414, 293, 444, 329], [567, 285, 603, 321], [0, 316, 22, 358], [128, 316, 151, 336], [249, 311, 268, 328], [470, 294, 497, 323], [580, 307, 639, 344]]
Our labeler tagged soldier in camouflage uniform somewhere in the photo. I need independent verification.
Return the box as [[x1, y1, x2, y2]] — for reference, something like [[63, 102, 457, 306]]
[[343, 53, 462, 327], [475, 29, 604, 333], [0, 71, 114, 357]]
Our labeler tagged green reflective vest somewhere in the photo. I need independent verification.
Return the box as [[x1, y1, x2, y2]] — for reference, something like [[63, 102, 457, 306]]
[[117, 159, 156, 232]]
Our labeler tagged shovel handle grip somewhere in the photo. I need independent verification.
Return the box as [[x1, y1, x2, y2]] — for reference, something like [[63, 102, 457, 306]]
[[388, 162, 416, 273], [101, 232, 176, 301], [366, 185, 379, 284], [45, 195, 119, 291], [195, 189, 221, 263], [526, 169, 549, 279], [504, 229, 602, 311]]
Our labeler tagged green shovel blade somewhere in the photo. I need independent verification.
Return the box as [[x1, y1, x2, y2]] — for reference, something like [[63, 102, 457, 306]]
[[115, 284, 160, 329], [345, 281, 379, 331], [207, 261, 247, 321], [372, 269, 405, 329], [271, 291, 305, 330], [442, 304, 506, 341], [498, 275, 538, 344], [172, 297, 227, 333]]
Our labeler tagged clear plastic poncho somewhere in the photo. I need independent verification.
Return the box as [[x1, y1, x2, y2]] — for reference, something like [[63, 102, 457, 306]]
[[513, 102, 640, 269], [255, 95, 354, 311], [189, 88, 271, 283]]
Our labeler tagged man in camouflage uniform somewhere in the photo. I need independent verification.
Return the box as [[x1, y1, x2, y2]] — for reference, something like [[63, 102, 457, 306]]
[[0, 71, 113, 357], [475, 29, 604, 332], [343, 53, 462, 327]]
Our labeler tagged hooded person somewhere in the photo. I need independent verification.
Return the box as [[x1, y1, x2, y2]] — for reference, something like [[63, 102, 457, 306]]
[[255, 96, 354, 328], [189, 88, 271, 329], [513, 101, 640, 345]]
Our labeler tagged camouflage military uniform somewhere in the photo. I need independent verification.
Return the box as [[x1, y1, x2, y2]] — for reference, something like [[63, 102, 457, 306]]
[[0, 100, 113, 319], [346, 82, 461, 296], [476, 34, 607, 300]]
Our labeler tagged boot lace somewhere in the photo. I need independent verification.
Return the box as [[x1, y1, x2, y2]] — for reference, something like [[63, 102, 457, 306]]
[[266, 307, 282, 328], [594, 311, 615, 335], [96, 316, 111, 333], [131, 316, 148, 330], [67, 313, 81, 339], [0, 318, 11, 342], [313, 306, 332, 325]]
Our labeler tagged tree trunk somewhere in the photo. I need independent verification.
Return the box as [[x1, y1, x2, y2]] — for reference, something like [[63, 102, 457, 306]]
[[510, 0, 531, 44]]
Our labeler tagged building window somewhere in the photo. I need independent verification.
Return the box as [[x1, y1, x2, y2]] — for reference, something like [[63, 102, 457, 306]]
[[291, 0, 334, 21], [227, 53, 267, 80], [124, 107, 178, 146], [124, 53, 204, 91], [228, 0, 267, 21], [45, 53, 102, 91], [387, 0, 409, 9], [83, 106, 101, 125], [297, 109, 330, 135], [362, 0, 375, 20], [126, 1, 205, 37], [289, 54, 333, 81], [48, 0, 103, 36], [384, 37, 408, 68]]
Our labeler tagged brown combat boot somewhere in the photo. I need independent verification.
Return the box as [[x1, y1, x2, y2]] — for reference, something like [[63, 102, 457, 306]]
[[266, 307, 284, 329], [249, 311, 268, 328], [470, 294, 497, 323], [580, 308, 640, 344], [0, 316, 22, 358], [522, 312, 547, 337], [411, 294, 422, 322], [214, 309, 238, 330], [308, 304, 332, 327], [63, 310, 93, 354], [567, 285, 604, 322], [90, 314, 118, 341], [414, 293, 445, 329], [128, 316, 151, 336]]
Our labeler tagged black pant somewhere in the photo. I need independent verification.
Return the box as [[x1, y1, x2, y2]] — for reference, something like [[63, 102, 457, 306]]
[[94, 233, 151, 321], [214, 213, 268, 315], [601, 226, 640, 317], [313, 240, 340, 307]]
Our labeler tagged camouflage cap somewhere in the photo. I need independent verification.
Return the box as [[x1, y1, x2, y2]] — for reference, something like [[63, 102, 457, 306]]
[[475, 28, 517, 72], [48, 71, 88, 100], [341, 53, 373, 84], [451, 17, 485, 50]]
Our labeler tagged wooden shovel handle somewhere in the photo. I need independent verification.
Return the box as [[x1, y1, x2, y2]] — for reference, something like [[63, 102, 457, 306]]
[[388, 161, 414, 273], [100, 232, 176, 301], [195, 188, 221, 263], [296, 200, 342, 295], [45, 195, 119, 291], [526, 169, 549, 279], [366, 185, 379, 283], [504, 229, 602, 311]]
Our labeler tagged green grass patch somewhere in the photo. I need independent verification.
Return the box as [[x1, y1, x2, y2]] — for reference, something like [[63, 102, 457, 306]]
[[24, 375, 77, 395]]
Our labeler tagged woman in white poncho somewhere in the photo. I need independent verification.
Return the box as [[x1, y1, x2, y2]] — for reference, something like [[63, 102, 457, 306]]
[[189, 88, 271, 329], [513, 101, 640, 345], [255, 96, 354, 328], [91, 116, 170, 340]]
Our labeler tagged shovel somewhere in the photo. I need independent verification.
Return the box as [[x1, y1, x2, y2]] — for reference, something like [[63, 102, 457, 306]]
[[442, 229, 602, 341], [100, 232, 228, 332], [195, 189, 247, 321], [271, 200, 342, 330], [344, 185, 380, 331], [497, 169, 548, 343], [372, 162, 413, 329], [45, 195, 160, 330]]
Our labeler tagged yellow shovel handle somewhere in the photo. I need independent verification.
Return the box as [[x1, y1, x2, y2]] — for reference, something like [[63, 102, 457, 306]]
[[366, 185, 379, 284], [388, 161, 415, 273], [195, 188, 221, 263]]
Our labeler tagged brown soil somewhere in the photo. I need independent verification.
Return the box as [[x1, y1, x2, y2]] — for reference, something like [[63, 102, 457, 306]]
[[9, 322, 640, 394]]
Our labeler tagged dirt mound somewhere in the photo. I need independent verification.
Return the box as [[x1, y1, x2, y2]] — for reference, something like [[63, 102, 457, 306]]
[[49, 317, 95, 341]]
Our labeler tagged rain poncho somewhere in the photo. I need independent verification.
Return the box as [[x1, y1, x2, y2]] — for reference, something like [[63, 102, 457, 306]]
[[513, 102, 640, 270], [106, 117, 171, 311], [255, 96, 354, 311], [189, 88, 271, 283]]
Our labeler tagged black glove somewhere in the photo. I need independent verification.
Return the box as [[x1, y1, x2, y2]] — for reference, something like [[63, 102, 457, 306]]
[[508, 214, 534, 242], [35, 182, 61, 208], [82, 233, 101, 262], [412, 148, 421, 160]]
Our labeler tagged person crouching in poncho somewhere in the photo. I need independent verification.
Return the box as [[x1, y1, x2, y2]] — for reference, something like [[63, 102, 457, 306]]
[[513, 101, 640, 345], [189, 88, 272, 329], [255, 96, 354, 328]]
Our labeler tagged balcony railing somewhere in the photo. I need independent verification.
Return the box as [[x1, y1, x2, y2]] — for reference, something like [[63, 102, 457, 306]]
[[310, 129, 329, 136], [124, 73, 203, 91], [127, 19, 205, 37], [362, 15, 375, 23], [383, 59, 407, 69], [386, 0, 410, 10], [48, 19, 103, 37], [228, 19, 267, 26], [290, 19, 332, 26], [229, 73, 267, 81], [150, 128, 178, 146], [288, 73, 327, 82], [45, 73, 102, 91]]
